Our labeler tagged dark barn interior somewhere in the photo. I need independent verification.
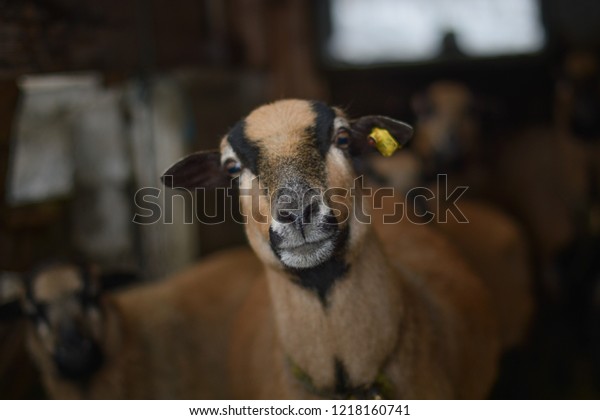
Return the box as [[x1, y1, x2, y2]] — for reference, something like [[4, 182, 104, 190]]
[[1, 0, 600, 399]]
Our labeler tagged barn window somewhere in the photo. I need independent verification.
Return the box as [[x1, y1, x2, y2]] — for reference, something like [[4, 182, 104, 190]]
[[326, 0, 546, 65]]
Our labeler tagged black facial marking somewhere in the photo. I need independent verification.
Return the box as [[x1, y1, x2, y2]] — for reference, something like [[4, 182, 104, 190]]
[[228, 120, 261, 174], [283, 226, 350, 306], [291, 257, 349, 305], [311, 101, 336, 157]]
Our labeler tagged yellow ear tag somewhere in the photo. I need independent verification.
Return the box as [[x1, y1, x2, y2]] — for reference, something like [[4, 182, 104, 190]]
[[368, 127, 400, 157]]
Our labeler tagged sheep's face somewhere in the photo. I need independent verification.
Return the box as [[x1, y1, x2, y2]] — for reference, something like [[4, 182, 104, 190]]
[[22, 264, 104, 381], [223, 100, 359, 270], [412, 82, 480, 173], [164, 99, 412, 274], [556, 52, 600, 142]]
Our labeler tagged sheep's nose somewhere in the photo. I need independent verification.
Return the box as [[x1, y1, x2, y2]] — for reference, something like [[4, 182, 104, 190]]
[[54, 324, 104, 380], [273, 189, 321, 225], [302, 200, 320, 224], [275, 207, 298, 224]]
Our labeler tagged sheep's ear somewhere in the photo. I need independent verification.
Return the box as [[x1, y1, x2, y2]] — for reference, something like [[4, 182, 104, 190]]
[[349, 116, 414, 155], [161, 150, 230, 190]]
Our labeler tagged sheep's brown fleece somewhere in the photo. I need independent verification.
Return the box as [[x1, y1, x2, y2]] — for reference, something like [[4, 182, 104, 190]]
[[369, 177, 534, 350], [489, 126, 587, 268], [27, 247, 262, 399], [369, 82, 534, 348], [229, 216, 499, 399], [430, 199, 533, 349]]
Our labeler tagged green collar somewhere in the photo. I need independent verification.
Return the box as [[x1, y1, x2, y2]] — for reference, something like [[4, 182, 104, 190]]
[[288, 358, 394, 400]]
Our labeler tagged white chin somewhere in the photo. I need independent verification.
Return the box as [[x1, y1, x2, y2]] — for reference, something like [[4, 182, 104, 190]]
[[279, 239, 335, 269]]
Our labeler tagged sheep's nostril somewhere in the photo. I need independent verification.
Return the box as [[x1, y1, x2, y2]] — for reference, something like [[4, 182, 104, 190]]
[[272, 187, 322, 225], [275, 208, 298, 224], [302, 200, 320, 224]]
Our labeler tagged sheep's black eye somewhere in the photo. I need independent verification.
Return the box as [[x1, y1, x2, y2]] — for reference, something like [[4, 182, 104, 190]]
[[335, 128, 350, 149], [224, 159, 242, 176]]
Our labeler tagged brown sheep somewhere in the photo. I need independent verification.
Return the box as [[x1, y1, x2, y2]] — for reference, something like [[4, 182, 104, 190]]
[[164, 99, 501, 399], [21, 248, 261, 399], [369, 82, 534, 348]]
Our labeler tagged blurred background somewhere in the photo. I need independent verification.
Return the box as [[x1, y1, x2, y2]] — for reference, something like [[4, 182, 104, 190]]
[[0, 0, 599, 399]]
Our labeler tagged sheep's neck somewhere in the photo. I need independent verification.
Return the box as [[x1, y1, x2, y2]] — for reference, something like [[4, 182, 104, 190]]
[[265, 229, 403, 392]]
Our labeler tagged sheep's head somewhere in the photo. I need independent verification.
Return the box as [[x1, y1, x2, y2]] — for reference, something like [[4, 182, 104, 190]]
[[21, 263, 104, 381], [556, 51, 600, 142], [163, 99, 412, 281], [412, 82, 480, 174]]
